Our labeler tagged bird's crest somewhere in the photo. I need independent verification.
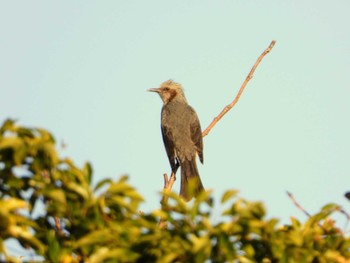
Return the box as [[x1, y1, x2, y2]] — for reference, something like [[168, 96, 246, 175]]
[[160, 79, 187, 103]]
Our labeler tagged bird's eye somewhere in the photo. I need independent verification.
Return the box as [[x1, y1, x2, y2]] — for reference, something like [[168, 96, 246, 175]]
[[163, 87, 170, 91]]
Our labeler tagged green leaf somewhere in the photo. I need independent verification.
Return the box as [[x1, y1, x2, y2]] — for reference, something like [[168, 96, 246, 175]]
[[190, 234, 211, 254], [17, 127, 35, 138], [0, 137, 25, 165], [94, 178, 113, 192], [74, 229, 114, 248], [89, 247, 139, 263], [290, 216, 301, 229], [249, 201, 266, 219], [126, 189, 144, 202], [158, 253, 178, 263], [83, 162, 93, 184], [9, 225, 45, 254], [0, 198, 28, 212], [151, 209, 168, 219], [44, 189, 67, 206], [37, 128, 56, 143], [321, 203, 341, 212], [0, 119, 17, 134], [118, 175, 129, 183], [107, 181, 134, 195], [66, 181, 90, 200], [108, 196, 134, 212], [221, 189, 239, 203], [47, 230, 61, 262]]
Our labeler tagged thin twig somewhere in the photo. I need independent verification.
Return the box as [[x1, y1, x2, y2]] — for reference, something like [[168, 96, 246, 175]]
[[54, 217, 62, 234], [160, 172, 176, 205], [286, 191, 312, 218], [202, 40, 276, 138], [287, 191, 350, 234], [159, 172, 176, 228], [339, 208, 350, 220], [339, 208, 350, 234]]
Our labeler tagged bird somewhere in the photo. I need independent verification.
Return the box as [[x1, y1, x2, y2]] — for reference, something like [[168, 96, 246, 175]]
[[148, 79, 204, 201]]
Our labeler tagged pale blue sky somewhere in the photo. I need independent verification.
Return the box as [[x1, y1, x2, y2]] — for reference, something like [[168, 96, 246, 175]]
[[1, 0, 349, 232]]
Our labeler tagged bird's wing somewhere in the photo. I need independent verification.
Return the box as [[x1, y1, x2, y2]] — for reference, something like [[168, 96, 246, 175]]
[[161, 117, 177, 172], [189, 106, 204, 164]]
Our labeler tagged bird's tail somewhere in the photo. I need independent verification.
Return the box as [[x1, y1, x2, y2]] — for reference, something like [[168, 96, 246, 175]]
[[180, 157, 204, 201]]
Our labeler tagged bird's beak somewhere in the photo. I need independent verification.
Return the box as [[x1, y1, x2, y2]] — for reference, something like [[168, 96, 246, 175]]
[[147, 88, 161, 93]]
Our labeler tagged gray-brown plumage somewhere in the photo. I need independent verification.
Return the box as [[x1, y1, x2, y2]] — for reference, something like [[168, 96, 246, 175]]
[[148, 79, 204, 201]]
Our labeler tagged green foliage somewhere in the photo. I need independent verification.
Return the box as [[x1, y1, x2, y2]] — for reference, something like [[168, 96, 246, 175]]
[[0, 119, 349, 263]]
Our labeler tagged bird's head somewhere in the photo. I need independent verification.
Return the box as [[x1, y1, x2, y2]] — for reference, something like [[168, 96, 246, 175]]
[[148, 79, 187, 104]]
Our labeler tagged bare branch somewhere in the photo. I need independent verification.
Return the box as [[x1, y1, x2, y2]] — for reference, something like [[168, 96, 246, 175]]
[[159, 40, 276, 227], [286, 191, 312, 218], [163, 173, 169, 189], [159, 172, 176, 228], [202, 40, 276, 138], [160, 172, 176, 204]]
